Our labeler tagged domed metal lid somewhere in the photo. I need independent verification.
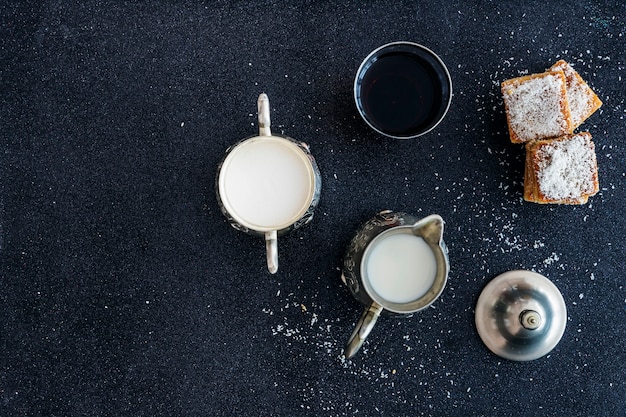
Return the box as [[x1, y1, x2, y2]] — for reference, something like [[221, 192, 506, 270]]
[[475, 270, 567, 361]]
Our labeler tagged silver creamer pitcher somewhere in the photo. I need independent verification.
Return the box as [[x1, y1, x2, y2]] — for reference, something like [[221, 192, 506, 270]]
[[341, 211, 449, 358]]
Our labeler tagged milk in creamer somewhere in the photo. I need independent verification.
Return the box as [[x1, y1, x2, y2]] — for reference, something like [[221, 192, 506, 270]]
[[365, 233, 437, 304]]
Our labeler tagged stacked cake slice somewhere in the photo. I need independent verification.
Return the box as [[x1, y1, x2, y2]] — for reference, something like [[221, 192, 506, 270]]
[[501, 60, 602, 204]]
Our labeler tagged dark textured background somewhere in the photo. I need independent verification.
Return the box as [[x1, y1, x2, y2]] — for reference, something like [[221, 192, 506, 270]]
[[1, 1, 625, 416]]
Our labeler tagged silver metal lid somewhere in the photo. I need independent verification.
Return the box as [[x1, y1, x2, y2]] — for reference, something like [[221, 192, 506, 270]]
[[475, 270, 567, 361]]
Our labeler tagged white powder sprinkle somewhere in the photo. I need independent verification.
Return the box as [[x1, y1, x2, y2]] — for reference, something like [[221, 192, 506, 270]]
[[543, 252, 560, 266]]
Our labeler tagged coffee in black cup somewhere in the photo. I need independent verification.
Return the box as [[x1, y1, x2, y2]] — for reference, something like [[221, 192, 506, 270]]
[[354, 42, 452, 139]]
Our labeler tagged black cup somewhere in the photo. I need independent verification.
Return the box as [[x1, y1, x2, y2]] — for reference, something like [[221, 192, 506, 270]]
[[354, 42, 452, 139]]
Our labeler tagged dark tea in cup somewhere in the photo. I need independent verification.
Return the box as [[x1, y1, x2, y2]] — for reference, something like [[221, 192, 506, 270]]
[[354, 42, 452, 139]]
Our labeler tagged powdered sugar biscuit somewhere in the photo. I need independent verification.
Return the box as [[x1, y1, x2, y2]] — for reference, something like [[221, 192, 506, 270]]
[[524, 132, 599, 204], [501, 71, 573, 143], [549, 60, 603, 129]]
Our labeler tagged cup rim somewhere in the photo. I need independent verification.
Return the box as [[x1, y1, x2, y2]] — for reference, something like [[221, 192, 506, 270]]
[[217, 135, 317, 232], [359, 225, 448, 314], [354, 41, 453, 139]]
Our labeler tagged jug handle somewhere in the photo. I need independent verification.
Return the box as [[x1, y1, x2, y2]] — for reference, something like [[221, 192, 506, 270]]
[[344, 302, 384, 359], [258, 93, 276, 273], [258, 93, 272, 137], [265, 230, 278, 274]]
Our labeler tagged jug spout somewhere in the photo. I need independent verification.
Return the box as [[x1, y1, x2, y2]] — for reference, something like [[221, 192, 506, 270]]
[[411, 214, 445, 246]]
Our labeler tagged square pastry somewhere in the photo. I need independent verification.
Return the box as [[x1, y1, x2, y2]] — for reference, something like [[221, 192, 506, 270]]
[[549, 60, 603, 129], [524, 132, 599, 204], [501, 71, 573, 143]]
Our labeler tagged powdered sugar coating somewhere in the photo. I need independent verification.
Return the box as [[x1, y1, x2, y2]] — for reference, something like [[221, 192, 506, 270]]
[[502, 71, 571, 143], [535, 133, 598, 201]]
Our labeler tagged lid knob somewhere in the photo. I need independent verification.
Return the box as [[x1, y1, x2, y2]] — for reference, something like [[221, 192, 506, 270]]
[[520, 310, 542, 330]]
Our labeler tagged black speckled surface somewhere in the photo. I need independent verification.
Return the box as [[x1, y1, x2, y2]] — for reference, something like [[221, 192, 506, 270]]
[[1, 1, 625, 416]]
